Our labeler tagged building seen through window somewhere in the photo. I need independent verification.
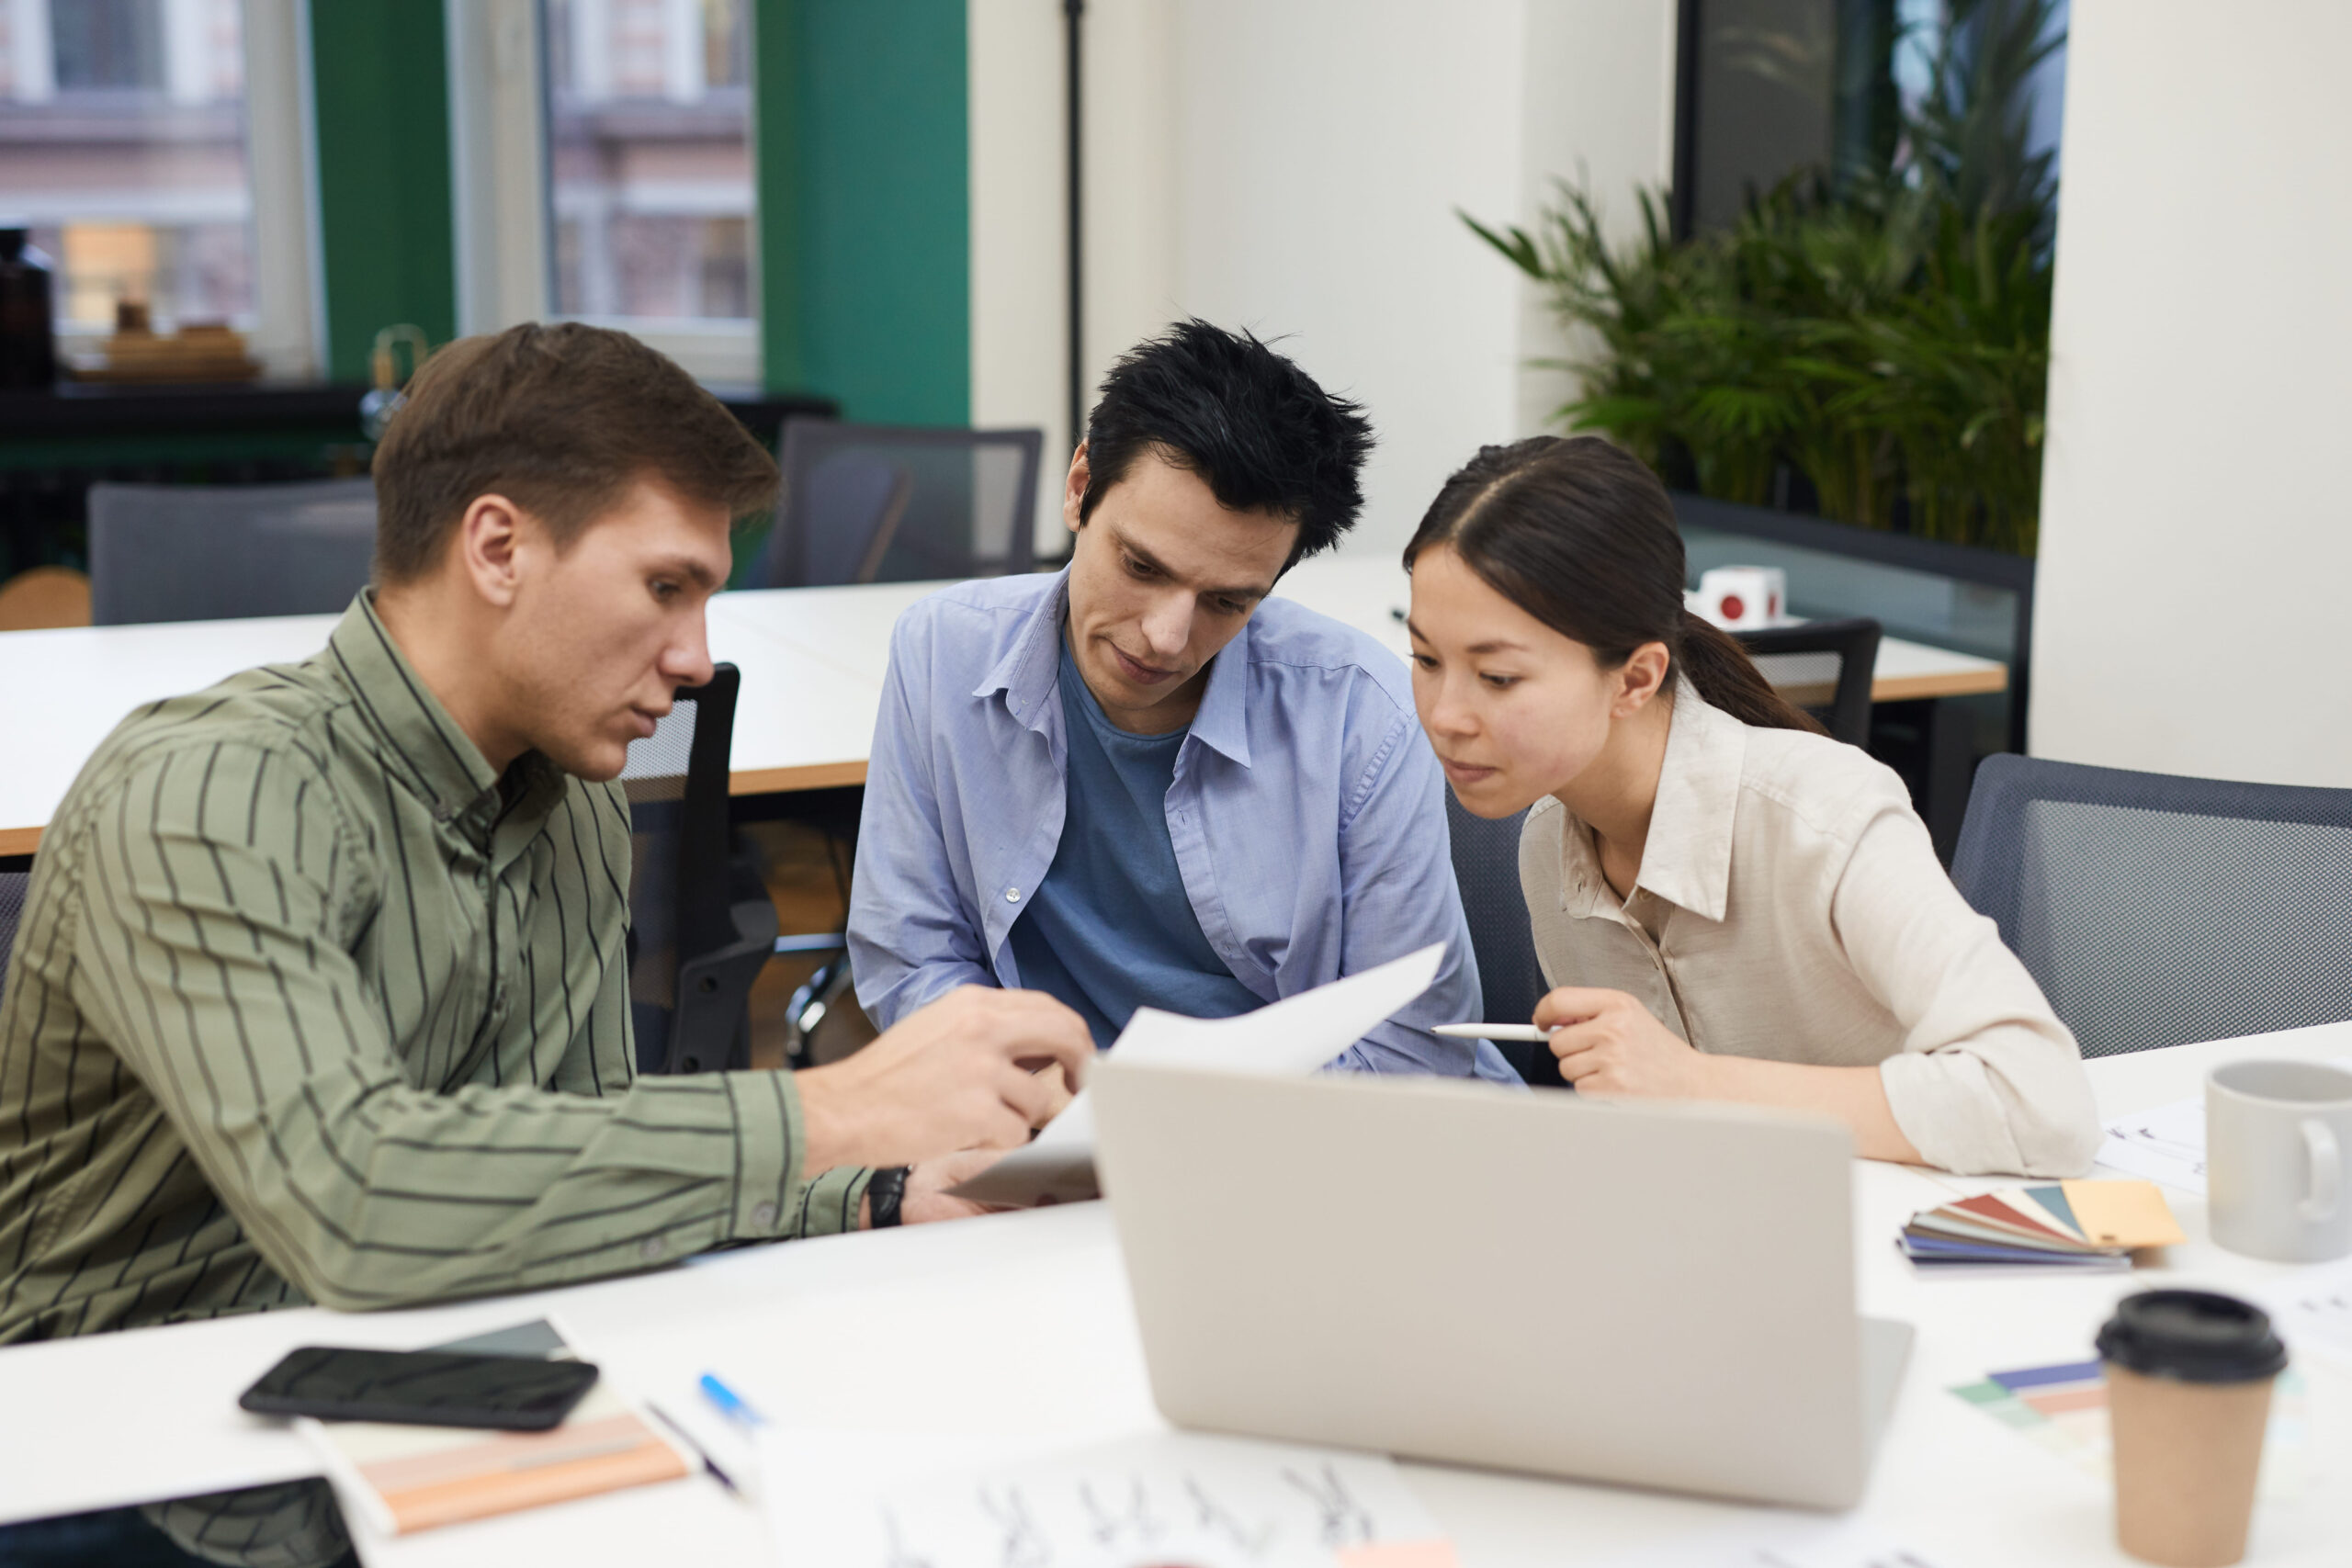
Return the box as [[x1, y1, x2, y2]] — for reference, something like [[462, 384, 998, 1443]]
[[544, 0, 755, 327], [1677, 0, 2066, 237], [0, 0, 254, 333]]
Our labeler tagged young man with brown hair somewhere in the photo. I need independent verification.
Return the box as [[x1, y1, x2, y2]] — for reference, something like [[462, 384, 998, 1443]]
[[0, 321, 1091, 1353]]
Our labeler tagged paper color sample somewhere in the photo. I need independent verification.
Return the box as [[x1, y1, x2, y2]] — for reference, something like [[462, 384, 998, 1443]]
[[1902, 1181, 2178, 1269], [1948, 1360, 2307, 1501], [302, 1384, 689, 1535], [1338, 1543, 1463, 1568], [1951, 1192, 2077, 1243], [2013, 1184, 2090, 1242], [2060, 1179, 2188, 1248], [953, 943, 1446, 1207]]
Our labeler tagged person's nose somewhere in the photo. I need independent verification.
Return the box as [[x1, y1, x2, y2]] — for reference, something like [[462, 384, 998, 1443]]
[[661, 611, 717, 693], [1425, 672, 1481, 742], [1137, 590, 1193, 660]]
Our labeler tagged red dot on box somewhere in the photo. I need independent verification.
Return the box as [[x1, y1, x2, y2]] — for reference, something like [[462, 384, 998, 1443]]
[[1720, 594, 1746, 621]]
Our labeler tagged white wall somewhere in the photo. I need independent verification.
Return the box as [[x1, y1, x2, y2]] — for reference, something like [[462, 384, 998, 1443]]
[[2031, 0, 2352, 785], [968, 0, 1678, 561], [967, 0, 1071, 554]]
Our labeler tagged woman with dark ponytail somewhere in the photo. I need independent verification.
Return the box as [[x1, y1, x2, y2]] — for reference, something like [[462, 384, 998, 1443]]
[[1403, 435, 2097, 1177]]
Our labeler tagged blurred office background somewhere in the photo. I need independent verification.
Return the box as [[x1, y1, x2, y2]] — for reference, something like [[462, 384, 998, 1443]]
[[0, 0, 2344, 790]]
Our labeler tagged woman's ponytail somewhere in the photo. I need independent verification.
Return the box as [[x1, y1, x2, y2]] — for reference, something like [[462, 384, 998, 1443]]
[[1676, 610, 1827, 735], [1404, 435, 1825, 737]]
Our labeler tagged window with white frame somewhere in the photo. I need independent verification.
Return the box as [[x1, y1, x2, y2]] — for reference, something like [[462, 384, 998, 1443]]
[[0, 0, 315, 372], [450, 0, 761, 384]]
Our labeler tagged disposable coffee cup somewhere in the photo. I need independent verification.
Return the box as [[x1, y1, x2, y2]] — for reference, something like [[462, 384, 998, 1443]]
[[2208, 1059, 2352, 1263], [2097, 1290, 2287, 1568]]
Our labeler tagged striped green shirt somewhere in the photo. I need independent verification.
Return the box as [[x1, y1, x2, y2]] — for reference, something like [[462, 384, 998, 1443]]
[[0, 592, 866, 1344]]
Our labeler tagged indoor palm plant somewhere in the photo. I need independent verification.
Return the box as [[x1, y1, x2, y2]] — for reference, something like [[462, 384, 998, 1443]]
[[1468, 0, 2060, 556]]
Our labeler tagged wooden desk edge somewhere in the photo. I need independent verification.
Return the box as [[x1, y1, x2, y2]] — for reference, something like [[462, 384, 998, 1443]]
[[1, 761, 875, 858], [1871, 666, 2009, 703]]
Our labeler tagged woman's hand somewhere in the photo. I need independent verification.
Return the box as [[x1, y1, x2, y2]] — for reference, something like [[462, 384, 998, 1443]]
[[1534, 987, 1714, 1099]]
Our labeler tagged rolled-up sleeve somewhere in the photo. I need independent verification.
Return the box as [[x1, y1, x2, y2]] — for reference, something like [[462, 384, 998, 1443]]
[[1832, 807, 2101, 1177], [72, 745, 859, 1314]]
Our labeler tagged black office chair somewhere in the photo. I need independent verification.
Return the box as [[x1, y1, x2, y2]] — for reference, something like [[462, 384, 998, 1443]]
[[1951, 754, 2352, 1059], [752, 421, 1044, 589], [620, 665, 779, 1076], [1732, 616, 1882, 746], [0, 870, 27, 1008], [88, 479, 378, 626], [1444, 793, 1562, 1088]]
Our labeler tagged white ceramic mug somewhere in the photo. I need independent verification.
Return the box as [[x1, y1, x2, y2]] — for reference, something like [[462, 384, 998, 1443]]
[[2206, 1059, 2352, 1263], [1694, 566, 1785, 629]]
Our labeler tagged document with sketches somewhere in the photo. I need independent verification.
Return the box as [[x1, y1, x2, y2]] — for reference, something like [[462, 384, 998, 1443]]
[[2258, 1255, 2352, 1370], [1602, 1516, 1971, 1568], [760, 1428, 1448, 1568], [952, 943, 1445, 1207], [2096, 1055, 2352, 1197]]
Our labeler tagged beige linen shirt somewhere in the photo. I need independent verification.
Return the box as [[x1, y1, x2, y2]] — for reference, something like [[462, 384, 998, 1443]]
[[1519, 680, 2100, 1177]]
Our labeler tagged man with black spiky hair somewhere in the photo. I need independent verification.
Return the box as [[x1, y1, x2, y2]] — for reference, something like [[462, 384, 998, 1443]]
[[850, 320, 1511, 1080]]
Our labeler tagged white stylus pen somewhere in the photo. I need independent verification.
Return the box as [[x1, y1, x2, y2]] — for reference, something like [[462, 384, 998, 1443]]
[[1432, 1022, 1555, 1042]]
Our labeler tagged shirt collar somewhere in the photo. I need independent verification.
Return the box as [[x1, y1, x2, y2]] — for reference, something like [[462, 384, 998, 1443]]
[[325, 590, 505, 822], [974, 568, 1255, 768], [976, 570, 1070, 737], [1184, 615, 1253, 768], [1629, 676, 1745, 922], [1548, 676, 1744, 925]]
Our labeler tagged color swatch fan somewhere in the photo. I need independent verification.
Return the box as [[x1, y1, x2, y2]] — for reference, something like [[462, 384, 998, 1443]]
[[1901, 1180, 2184, 1269]]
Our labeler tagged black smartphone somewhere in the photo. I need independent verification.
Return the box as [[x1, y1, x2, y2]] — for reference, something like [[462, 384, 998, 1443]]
[[238, 1345, 600, 1431]]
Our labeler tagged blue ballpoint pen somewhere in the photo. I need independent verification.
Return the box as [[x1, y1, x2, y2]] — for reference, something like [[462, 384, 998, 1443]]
[[699, 1371, 766, 1428]]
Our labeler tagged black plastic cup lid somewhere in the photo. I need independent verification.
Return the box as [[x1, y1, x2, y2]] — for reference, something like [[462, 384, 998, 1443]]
[[2097, 1290, 2288, 1383]]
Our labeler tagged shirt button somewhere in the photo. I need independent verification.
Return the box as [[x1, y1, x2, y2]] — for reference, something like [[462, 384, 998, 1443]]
[[1005, 887, 1022, 903], [639, 1236, 665, 1262], [752, 1202, 778, 1229]]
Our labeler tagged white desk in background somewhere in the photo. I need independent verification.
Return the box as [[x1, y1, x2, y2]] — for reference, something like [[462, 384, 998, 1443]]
[[0, 1024, 2343, 1566], [0, 558, 2006, 859], [0, 601, 884, 859]]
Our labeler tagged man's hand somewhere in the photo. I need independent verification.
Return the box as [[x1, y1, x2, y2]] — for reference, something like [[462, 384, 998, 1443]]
[[796, 987, 1091, 1176], [1536, 987, 1713, 1098], [895, 1147, 1018, 1225]]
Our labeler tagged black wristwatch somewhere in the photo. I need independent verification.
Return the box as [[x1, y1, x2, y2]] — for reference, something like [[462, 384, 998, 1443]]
[[867, 1166, 909, 1228]]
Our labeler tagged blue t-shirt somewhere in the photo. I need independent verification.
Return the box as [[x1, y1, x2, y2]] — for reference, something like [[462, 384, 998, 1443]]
[[1007, 636, 1265, 1049]]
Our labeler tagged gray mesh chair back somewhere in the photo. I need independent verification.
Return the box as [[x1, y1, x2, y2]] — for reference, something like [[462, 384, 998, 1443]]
[[1444, 794, 1560, 1087], [1733, 617, 1882, 746], [755, 421, 1043, 588], [89, 478, 378, 626], [0, 870, 27, 1010], [1951, 754, 2352, 1058], [620, 664, 778, 1075]]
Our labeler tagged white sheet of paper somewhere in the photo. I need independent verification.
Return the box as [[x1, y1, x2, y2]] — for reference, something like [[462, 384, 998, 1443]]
[[2096, 1093, 2211, 1194], [2258, 1256, 2352, 1370], [952, 943, 1446, 1207], [1605, 1517, 1973, 1568], [760, 1428, 1442, 1568], [2095, 1055, 2352, 1198]]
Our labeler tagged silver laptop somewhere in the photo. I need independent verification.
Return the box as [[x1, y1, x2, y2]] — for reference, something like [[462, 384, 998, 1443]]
[[1091, 1060, 1912, 1509]]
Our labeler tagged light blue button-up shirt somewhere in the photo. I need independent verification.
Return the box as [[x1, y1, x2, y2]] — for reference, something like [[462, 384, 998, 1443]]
[[848, 569, 1514, 1077]]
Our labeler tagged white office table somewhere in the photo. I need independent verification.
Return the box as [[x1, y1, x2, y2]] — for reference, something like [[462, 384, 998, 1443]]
[[0, 1023, 2343, 1565], [0, 558, 2005, 859]]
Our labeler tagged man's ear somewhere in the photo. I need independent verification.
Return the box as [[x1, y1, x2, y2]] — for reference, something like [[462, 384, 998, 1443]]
[[455, 494, 528, 609], [1063, 442, 1090, 536]]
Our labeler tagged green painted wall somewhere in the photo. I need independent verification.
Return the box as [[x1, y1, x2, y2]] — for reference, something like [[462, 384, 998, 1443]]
[[756, 0, 969, 423], [307, 1, 457, 384]]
